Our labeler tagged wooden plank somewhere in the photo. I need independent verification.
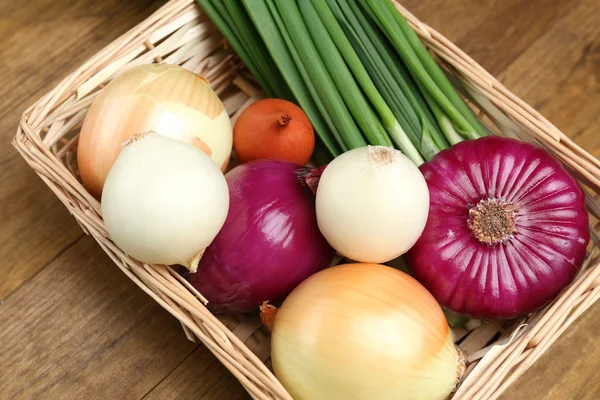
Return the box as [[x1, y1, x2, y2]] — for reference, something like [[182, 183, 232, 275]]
[[572, 115, 600, 158], [0, 236, 199, 399], [143, 347, 248, 400], [402, 0, 527, 43], [0, 0, 165, 298], [453, 0, 574, 76], [0, 146, 83, 299]]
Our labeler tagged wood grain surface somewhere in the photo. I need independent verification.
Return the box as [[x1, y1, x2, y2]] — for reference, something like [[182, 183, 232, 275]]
[[1, 0, 599, 399]]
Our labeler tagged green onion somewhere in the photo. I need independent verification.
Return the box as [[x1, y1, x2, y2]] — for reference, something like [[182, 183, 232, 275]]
[[421, 85, 464, 146], [364, 0, 486, 140], [310, 0, 423, 164], [332, 0, 447, 159], [222, 0, 290, 99], [383, 0, 485, 138], [196, 0, 273, 96], [265, 0, 350, 152], [198, 0, 486, 165], [273, 0, 366, 150], [299, 0, 393, 149]]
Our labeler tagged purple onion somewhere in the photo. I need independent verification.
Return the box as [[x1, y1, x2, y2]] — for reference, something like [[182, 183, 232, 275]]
[[406, 136, 589, 320], [186, 159, 334, 314]]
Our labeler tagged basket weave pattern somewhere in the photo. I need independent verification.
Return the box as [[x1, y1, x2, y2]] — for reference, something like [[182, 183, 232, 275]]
[[12, 1, 600, 399]]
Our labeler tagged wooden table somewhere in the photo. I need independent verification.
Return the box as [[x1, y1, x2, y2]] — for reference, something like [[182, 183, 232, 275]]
[[1, 0, 599, 398]]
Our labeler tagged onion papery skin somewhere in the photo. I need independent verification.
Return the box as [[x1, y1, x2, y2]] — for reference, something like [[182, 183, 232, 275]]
[[271, 263, 460, 400], [406, 136, 589, 320], [187, 159, 335, 314]]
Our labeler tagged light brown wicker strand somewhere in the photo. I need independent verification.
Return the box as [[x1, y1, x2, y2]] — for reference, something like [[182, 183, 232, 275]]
[[503, 284, 600, 389], [43, 91, 91, 129], [15, 134, 95, 218], [56, 136, 79, 159], [165, 266, 209, 304]]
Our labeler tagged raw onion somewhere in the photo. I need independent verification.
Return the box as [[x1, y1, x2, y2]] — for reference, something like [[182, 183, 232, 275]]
[[78, 63, 232, 198], [101, 132, 229, 272], [186, 159, 334, 313], [315, 146, 429, 263], [233, 98, 315, 165], [270, 263, 464, 400], [406, 136, 589, 319]]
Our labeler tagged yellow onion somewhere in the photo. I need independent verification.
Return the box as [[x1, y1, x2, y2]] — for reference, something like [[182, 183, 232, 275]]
[[270, 263, 464, 400], [78, 63, 232, 198]]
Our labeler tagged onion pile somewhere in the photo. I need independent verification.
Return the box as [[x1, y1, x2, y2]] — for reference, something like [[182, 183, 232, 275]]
[[187, 159, 335, 313], [80, 58, 590, 399], [406, 136, 589, 319], [269, 263, 464, 400]]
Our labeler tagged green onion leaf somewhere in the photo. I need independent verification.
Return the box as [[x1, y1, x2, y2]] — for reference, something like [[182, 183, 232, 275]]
[[299, 0, 392, 148], [366, 0, 485, 140], [222, 0, 291, 100], [334, 0, 448, 157], [310, 0, 423, 164], [273, 0, 366, 150]]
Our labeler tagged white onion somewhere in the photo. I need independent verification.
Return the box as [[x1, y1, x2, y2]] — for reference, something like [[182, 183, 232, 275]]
[[315, 146, 429, 263], [101, 132, 229, 272]]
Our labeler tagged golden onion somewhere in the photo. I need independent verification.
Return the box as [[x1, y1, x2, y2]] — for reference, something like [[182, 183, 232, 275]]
[[77, 63, 232, 198], [271, 263, 464, 400]]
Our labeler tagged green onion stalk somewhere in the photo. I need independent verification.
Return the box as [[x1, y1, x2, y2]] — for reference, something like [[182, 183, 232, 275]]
[[309, 0, 423, 165], [363, 0, 486, 141]]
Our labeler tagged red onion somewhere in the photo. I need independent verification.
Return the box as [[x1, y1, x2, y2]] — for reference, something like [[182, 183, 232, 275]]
[[406, 136, 589, 320], [186, 159, 334, 313]]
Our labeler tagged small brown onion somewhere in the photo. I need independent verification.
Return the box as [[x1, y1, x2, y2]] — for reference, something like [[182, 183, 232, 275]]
[[233, 98, 315, 165], [78, 64, 232, 198]]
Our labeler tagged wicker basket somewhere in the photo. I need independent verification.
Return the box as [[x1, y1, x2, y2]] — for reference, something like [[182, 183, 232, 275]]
[[13, 0, 600, 399]]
